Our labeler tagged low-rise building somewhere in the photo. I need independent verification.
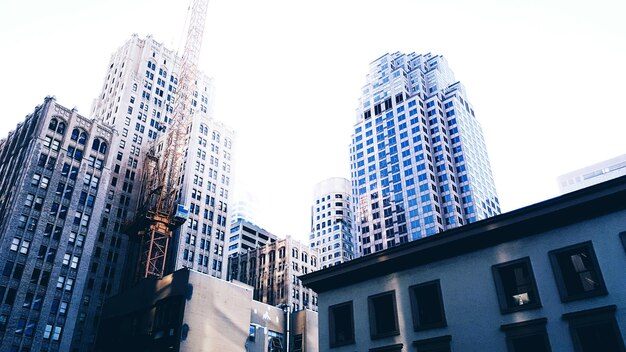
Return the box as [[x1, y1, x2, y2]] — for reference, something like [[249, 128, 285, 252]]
[[95, 268, 318, 351], [302, 175, 626, 352]]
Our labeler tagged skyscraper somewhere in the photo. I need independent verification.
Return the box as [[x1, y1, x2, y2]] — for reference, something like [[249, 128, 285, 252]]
[[0, 97, 114, 352], [350, 52, 500, 256], [70, 34, 234, 350], [558, 153, 626, 194], [308, 177, 355, 268], [227, 236, 319, 312]]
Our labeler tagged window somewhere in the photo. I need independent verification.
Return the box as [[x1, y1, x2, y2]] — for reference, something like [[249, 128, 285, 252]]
[[549, 241, 607, 302], [368, 290, 399, 339], [409, 280, 447, 330], [293, 334, 303, 352], [413, 335, 452, 352], [500, 318, 551, 352], [562, 305, 625, 352], [492, 257, 541, 313], [368, 343, 404, 352], [329, 301, 355, 347]]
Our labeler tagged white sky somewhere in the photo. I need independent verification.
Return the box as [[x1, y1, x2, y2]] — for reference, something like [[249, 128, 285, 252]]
[[1, 0, 625, 242]]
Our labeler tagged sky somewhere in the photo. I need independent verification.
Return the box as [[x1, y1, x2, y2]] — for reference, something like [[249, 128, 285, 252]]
[[1, 0, 625, 242]]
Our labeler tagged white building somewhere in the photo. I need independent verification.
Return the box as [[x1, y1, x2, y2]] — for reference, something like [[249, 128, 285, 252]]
[[349, 53, 500, 256], [309, 178, 355, 268], [302, 175, 626, 352], [71, 34, 234, 351], [558, 153, 626, 194], [230, 190, 261, 225]]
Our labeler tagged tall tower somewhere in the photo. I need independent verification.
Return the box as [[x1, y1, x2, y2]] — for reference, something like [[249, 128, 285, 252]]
[[0, 97, 114, 352], [70, 34, 234, 351], [308, 177, 355, 268], [350, 52, 500, 256]]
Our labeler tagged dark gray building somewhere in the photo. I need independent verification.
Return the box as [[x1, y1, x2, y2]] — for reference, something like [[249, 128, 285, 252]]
[[302, 175, 626, 352], [0, 97, 114, 352]]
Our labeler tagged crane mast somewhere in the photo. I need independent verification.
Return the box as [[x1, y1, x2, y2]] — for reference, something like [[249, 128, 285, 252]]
[[133, 0, 210, 279]]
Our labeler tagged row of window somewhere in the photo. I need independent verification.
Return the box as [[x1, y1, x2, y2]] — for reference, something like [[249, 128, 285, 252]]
[[328, 240, 623, 351]]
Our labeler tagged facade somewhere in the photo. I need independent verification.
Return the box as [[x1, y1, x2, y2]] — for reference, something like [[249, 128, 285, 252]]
[[228, 236, 319, 312], [227, 219, 278, 257], [558, 153, 626, 193], [0, 97, 114, 352], [349, 52, 500, 256], [309, 177, 355, 268], [302, 175, 626, 352], [95, 268, 318, 352], [70, 34, 233, 351]]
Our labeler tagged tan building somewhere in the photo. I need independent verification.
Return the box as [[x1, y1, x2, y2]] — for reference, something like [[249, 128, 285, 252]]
[[228, 236, 320, 312], [95, 268, 318, 352]]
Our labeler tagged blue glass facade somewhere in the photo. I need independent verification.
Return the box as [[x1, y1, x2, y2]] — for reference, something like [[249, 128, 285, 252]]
[[350, 52, 500, 255]]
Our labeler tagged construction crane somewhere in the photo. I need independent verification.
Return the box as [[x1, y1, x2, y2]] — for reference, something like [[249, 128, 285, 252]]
[[130, 0, 210, 279]]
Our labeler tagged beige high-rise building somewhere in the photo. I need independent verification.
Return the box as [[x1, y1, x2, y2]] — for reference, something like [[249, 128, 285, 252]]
[[70, 34, 234, 351], [228, 236, 319, 312]]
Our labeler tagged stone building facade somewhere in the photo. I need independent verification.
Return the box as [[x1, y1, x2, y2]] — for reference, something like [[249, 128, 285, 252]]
[[0, 97, 113, 352]]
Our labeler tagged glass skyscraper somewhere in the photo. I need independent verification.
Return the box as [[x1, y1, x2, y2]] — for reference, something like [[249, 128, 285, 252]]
[[350, 52, 500, 256]]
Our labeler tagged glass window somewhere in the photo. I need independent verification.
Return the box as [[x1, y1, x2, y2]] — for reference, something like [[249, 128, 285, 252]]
[[329, 301, 355, 347], [492, 257, 541, 313], [368, 290, 399, 339], [410, 280, 447, 330], [549, 241, 607, 302]]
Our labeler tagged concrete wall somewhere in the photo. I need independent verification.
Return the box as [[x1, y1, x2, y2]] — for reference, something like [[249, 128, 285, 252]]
[[292, 309, 318, 352], [180, 271, 254, 351], [248, 301, 285, 352], [317, 209, 626, 351]]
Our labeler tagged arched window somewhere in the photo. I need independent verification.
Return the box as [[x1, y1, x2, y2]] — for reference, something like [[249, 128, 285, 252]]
[[57, 122, 66, 134], [78, 132, 87, 145], [48, 118, 58, 131], [71, 128, 79, 141], [92, 139, 100, 151], [99, 142, 108, 154]]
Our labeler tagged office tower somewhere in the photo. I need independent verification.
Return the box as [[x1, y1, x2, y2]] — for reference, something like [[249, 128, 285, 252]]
[[227, 236, 319, 312], [0, 97, 114, 352], [227, 219, 278, 257], [69, 34, 234, 351], [230, 191, 260, 225], [558, 153, 626, 194], [308, 177, 355, 268], [350, 52, 500, 256]]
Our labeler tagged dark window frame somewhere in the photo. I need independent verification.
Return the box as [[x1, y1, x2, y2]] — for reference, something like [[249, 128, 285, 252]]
[[562, 305, 625, 352], [369, 343, 404, 352], [368, 290, 400, 340], [500, 318, 552, 352], [329, 301, 355, 348], [413, 335, 452, 352], [409, 279, 447, 330], [548, 241, 607, 302], [492, 257, 542, 314], [620, 231, 626, 253]]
